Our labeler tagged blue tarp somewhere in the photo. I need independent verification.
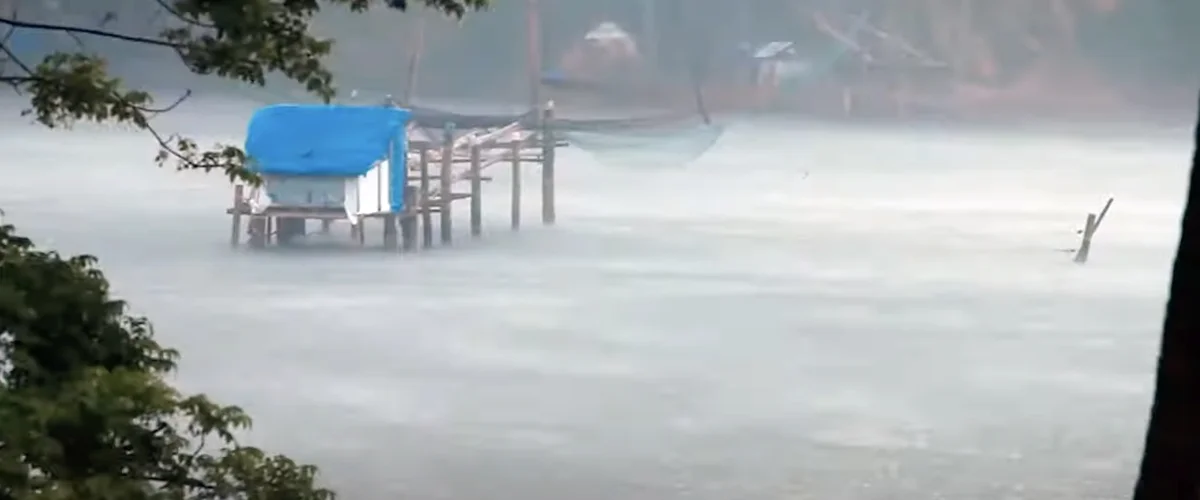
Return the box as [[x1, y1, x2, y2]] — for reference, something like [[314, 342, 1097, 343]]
[[245, 104, 410, 176], [244, 104, 411, 213]]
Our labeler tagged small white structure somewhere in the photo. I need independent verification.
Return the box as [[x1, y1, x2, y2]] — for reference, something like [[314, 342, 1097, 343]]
[[242, 104, 412, 225], [583, 21, 639, 58], [753, 41, 815, 88]]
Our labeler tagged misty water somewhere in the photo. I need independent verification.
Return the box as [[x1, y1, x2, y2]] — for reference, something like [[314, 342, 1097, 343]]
[[0, 99, 1191, 499]]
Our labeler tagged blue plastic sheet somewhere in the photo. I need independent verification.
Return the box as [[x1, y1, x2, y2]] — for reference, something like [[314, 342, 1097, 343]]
[[244, 104, 410, 176]]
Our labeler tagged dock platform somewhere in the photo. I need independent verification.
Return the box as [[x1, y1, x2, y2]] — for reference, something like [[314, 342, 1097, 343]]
[[228, 103, 561, 252]]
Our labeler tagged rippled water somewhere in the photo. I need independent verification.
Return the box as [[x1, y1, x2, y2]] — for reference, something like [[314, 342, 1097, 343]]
[[0, 100, 1191, 499]]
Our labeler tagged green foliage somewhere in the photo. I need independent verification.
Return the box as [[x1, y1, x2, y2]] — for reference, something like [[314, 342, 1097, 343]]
[[0, 0, 489, 184], [0, 1, 488, 498], [0, 224, 332, 499]]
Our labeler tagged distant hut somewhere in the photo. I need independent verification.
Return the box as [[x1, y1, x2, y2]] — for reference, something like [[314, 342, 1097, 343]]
[[751, 41, 821, 105], [559, 21, 643, 82]]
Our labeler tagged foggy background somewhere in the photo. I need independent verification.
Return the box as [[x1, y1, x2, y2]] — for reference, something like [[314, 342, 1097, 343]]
[[7, 0, 1200, 118]]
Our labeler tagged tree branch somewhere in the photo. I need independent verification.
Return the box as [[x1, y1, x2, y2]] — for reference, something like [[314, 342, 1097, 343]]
[[142, 89, 191, 114], [0, 36, 35, 94], [0, 16, 182, 49], [152, 0, 215, 29]]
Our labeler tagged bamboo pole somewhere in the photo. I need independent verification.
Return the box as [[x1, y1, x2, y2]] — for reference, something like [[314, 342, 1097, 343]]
[[419, 145, 434, 248], [510, 141, 522, 230], [401, 185, 418, 251], [402, 15, 426, 106], [526, 0, 542, 109], [1075, 197, 1114, 264], [440, 123, 455, 244], [229, 185, 243, 248], [541, 104, 556, 225], [469, 140, 483, 237]]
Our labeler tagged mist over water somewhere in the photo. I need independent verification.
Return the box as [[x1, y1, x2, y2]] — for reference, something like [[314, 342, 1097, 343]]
[[0, 95, 1192, 499]]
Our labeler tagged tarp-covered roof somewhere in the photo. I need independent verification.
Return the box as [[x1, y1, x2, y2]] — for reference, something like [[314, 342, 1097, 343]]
[[245, 104, 410, 176]]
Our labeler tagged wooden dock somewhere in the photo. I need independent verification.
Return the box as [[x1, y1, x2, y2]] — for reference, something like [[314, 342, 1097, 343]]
[[227, 106, 559, 251]]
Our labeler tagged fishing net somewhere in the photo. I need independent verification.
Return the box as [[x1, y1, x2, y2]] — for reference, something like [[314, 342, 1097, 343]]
[[557, 118, 725, 169], [402, 103, 724, 169], [515, 88, 725, 169]]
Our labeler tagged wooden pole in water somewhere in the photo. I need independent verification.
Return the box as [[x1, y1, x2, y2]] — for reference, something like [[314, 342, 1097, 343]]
[[541, 104, 556, 225], [1075, 213, 1097, 264], [402, 15, 426, 106], [469, 140, 483, 237], [440, 123, 455, 244], [1075, 197, 1114, 264], [401, 185, 418, 251], [249, 216, 266, 249], [277, 218, 304, 246], [419, 145, 434, 248], [230, 184, 244, 248], [526, 0, 542, 109], [382, 137, 400, 250], [383, 214, 398, 250], [510, 141, 522, 230]]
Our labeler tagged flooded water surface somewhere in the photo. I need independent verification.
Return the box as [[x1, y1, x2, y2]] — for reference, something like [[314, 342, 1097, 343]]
[[0, 101, 1190, 499]]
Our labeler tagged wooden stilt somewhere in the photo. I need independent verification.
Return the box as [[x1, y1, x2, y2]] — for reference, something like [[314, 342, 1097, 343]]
[[401, 185, 418, 252], [440, 124, 455, 244], [469, 141, 483, 237], [275, 218, 304, 246], [510, 141, 522, 230], [1075, 197, 1114, 264], [1075, 213, 1097, 264], [383, 214, 398, 250], [419, 145, 434, 248], [248, 217, 266, 249], [540, 105, 556, 225], [222, 117, 555, 254], [230, 184, 244, 247]]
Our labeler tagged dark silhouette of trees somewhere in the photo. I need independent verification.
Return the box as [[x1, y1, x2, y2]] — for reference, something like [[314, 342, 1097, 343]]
[[1132, 93, 1200, 500]]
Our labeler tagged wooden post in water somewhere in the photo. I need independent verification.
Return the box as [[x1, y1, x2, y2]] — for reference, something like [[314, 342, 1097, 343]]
[[383, 214, 398, 250], [1075, 197, 1114, 264], [248, 216, 266, 249], [419, 145, 434, 248], [510, 141, 522, 230], [469, 140, 483, 237], [526, 0, 542, 109], [401, 185, 418, 251], [276, 218, 306, 246], [1075, 213, 1097, 264], [230, 184, 244, 247], [540, 103, 556, 225], [383, 130, 400, 251], [440, 123, 455, 244]]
